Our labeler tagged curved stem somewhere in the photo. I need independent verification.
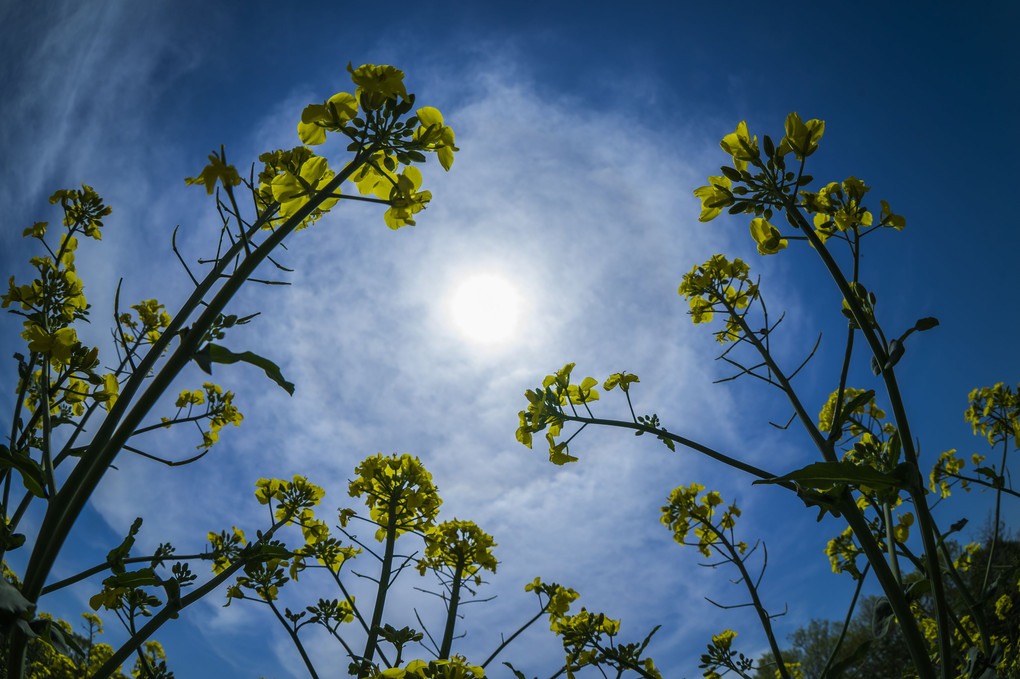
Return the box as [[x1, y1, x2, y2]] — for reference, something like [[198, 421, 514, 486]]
[[267, 598, 320, 679], [40, 552, 212, 595], [18, 147, 372, 603], [819, 562, 871, 679], [783, 197, 949, 677], [360, 496, 399, 677], [702, 522, 789, 679], [89, 517, 288, 679], [981, 436, 1009, 597], [438, 558, 464, 659], [11, 148, 374, 679], [556, 414, 792, 488]]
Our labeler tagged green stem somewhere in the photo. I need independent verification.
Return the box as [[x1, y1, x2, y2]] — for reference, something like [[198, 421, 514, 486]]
[[981, 436, 1009, 597], [40, 552, 212, 595], [268, 598, 320, 679], [819, 562, 870, 679], [480, 606, 548, 668], [360, 497, 399, 677], [782, 197, 951, 677], [556, 414, 792, 487], [438, 558, 465, 659], [89, 518, 288, 679], [935, 538, 991, 655], [704, 522, 789, 679], [882, 502, 903, 584], [11, 147, 373, 679]]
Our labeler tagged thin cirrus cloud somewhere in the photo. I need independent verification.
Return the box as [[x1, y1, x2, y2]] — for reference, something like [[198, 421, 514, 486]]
[[1, 7, 847, 678], [82, 61, 776, 677]]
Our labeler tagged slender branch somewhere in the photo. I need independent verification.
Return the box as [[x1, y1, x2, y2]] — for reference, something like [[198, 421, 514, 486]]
[[88, 518, 289, 679], [267, 599, 320, 679], [41, 552, 211, 595], [19, 145, 374, 609], [557, 414, 793, 489], [818, 562, 870, 679], [438, 558, 465, 659], [782, 195, 950, 677]]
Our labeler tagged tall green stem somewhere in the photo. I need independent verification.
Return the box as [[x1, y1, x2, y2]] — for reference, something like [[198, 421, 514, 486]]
[[782, 197, 951, 677], [439, 558, 465, 659], [10, 148, 372, 679], [360, 495, 399, 677]]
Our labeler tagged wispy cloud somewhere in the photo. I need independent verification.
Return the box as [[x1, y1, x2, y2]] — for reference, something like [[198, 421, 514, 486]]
[[2, 13, 875, 678]]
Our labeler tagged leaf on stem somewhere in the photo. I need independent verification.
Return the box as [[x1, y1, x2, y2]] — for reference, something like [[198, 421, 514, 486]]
[[753, 461, 905, 492], [193, 343, 295, 395]]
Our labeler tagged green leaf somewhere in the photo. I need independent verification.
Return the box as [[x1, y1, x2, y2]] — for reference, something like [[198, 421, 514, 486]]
[[905, 578, 931, 602], [194, 343, 295, 395], [503, 663, 530, 679], [0, 578, 33, 617], [30, 617, 83, 657], [102, 568, 158, 589], [830, 390, 875, 435], [720, 166, 742, 182], [754, 461, 904, 491], [914, 316, 939, 332], [107, 517, 143, 574], [0, 445, 48, 498], [821, 639, 872, 679], [872, 597, 895, 638]]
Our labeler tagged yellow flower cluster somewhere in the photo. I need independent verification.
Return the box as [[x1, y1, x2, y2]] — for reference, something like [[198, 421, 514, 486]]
[[800, 177, 905, 244], [661, 483, 745, 558], [965, 382, 1020, 449], [190, 383, 243, 450], [825, 526, 861, 578], [207, 526, 247, 575], [348, 454, 442, 540], [416, 519, 498, 584], [677, 255, 757, 344], [374, 657, 484, 679]]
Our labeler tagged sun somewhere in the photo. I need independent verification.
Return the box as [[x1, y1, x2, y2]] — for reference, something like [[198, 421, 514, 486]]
[[447, 273, 523, 345]]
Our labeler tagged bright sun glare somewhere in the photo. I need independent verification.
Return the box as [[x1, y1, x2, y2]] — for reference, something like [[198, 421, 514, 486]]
[[447, 274, 523, 345]]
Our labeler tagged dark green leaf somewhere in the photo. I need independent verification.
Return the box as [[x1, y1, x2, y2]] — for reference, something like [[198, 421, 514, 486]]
[[194, 343, 295, 395], [103, 568, 158, 589], [914, 317, 939, 331], [0, 447, 47, 498], [107, 517, 143, 574], [763, 135, 775, 157], [872, 597, 894, 638], [905, 578, 930, 602], [797, 174, 814, 186], [30, 617, 83, 656], [821, 639, 872, 679], [754, 460, 904, 491], [832, 389, 876, 435], [407, 150, 427, 163], [0, 578, 33, 616], [973, 466, 998, 479], [503, 663, 529, 679], [720, 166, 742, 182]]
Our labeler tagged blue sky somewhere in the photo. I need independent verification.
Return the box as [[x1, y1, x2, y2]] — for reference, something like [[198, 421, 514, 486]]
[[1, 2, 1018, 678]]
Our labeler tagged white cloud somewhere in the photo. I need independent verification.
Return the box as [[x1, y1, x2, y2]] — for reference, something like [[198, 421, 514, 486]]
[[1, 17, 866, 677]]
